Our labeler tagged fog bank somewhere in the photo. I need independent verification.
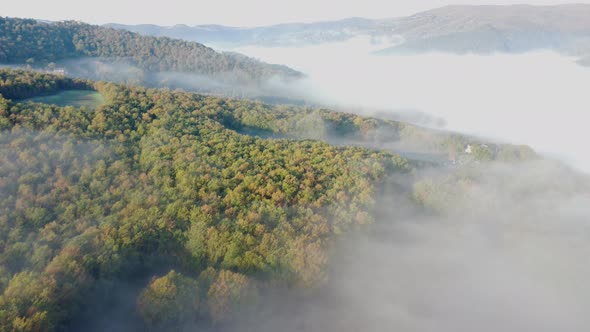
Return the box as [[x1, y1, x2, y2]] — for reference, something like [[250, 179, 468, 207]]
[[220, 160, 590, 332], [231, 40, 590, 172]]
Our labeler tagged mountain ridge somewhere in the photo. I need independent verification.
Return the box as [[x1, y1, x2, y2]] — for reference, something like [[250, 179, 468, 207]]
[[104, 4, 590, 62], [0, 16, 303, 95]]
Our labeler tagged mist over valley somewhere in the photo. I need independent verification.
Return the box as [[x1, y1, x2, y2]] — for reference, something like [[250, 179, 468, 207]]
[[231, 41, 590, 172], [1, 3, 590, 332]]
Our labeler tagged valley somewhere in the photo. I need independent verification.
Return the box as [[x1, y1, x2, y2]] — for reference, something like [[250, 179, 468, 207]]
[[1, 3, 590, 331]]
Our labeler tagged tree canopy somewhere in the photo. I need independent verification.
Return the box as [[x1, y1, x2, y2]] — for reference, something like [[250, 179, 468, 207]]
[[0, 69, 409, 330], [0, 17, 301, 84]]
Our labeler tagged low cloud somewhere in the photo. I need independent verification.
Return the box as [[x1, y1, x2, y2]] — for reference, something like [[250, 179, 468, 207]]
[[220, 160, 590, 332], [56, 57, 301, 99], [231, 39, 590, 173]]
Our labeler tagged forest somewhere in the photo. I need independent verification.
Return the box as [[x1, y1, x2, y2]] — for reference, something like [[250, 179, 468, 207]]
[[0, 69, 409, 330], [0, 17, 301, 86], [0, 68, 538, 331]]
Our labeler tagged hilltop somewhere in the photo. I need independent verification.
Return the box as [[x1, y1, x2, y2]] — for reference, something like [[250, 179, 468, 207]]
[[0, 17, 303, 95]]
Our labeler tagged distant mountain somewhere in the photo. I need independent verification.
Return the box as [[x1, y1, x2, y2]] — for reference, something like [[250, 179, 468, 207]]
[[0, 17, 303, 95], [106, 4, 590, 63], [376, 4, 590, 57], [106, 18, 379, 47]]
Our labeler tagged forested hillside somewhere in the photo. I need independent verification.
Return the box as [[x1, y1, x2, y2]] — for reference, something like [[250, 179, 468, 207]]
[[0, 17, 301, 91], [0, 69, 409, 330], [0, 69, 537, 330]]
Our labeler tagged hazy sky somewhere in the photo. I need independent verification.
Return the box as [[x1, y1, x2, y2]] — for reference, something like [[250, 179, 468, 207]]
[[3, 0, 590, 26]]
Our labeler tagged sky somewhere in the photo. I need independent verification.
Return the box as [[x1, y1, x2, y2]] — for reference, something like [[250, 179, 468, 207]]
[[3, 0, 590, 26]]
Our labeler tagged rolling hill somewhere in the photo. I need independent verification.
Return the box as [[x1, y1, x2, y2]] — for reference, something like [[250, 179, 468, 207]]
[[0, 67, 538, 330], [0, 17, 303, 95], [376, 4, 590, 56], [107, 5, 590, 63]]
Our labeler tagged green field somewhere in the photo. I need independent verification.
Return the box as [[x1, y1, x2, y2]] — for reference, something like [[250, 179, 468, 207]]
[[22, 90, 105, 109]]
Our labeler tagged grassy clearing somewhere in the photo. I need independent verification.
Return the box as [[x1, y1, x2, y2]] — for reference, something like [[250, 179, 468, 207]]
[[22, 90, 105, 109]]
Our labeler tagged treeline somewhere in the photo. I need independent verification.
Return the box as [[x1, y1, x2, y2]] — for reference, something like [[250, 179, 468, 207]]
[[213, 97, 536, 162], [0, 69, 408, 330], [0, 70, 90, 100], [0, 17, 301, 82]]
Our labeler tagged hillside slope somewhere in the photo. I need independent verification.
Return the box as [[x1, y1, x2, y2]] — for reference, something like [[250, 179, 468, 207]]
[[0, 17, 302, 95], [377, 4, 590, 56], [0, 69, 535, 330]]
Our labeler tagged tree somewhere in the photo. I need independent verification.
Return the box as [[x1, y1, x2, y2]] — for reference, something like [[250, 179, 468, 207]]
[[206, 270, 258, 323], [137, 271, 200, 329]]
